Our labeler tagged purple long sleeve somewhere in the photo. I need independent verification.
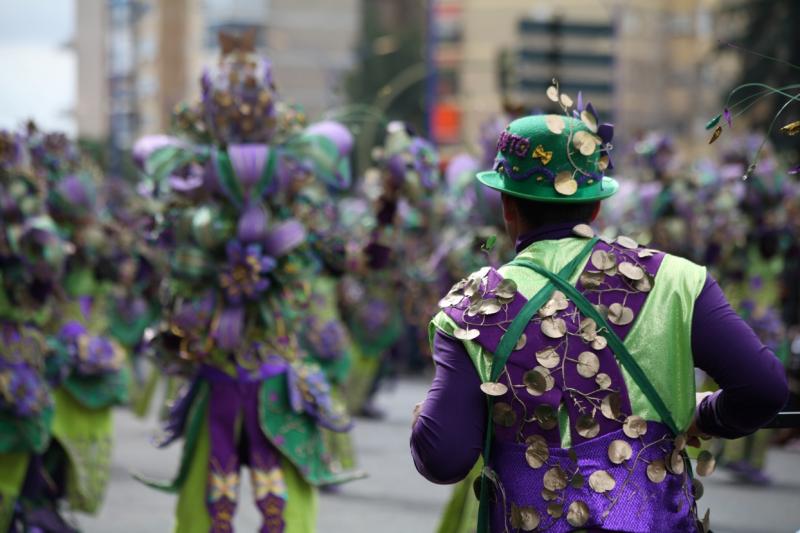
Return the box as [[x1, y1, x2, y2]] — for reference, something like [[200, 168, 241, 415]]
[[410, 273, 788, 484], [410, 331, 486, 484], [692, 275, 788, 438]]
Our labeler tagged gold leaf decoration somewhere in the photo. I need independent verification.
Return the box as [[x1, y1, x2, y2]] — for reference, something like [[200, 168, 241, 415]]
[[480, 381, 508, 397]]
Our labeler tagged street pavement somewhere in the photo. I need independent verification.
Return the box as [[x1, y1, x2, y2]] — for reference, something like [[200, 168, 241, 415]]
[[78, 378, 800, 533]]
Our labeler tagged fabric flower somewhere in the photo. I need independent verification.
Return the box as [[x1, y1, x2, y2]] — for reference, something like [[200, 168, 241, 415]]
[[218, 240, 276, 304]]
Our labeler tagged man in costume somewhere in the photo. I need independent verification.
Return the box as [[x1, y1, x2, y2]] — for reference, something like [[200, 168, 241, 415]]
[[134, 33, 360, 532], [411, 84, 788, 532]]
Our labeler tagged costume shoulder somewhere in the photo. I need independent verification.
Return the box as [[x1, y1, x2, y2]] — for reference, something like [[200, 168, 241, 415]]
[[657, 252, 708, 302], [431, 265, 528, 356]]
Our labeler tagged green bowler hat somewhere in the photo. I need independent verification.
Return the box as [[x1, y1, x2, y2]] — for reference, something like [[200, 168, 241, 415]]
[[477, 114, 618, 203]]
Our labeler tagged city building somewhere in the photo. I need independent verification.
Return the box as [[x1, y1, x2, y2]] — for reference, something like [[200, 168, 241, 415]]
[[430, 0, 726, 153], [74, 0, 359, 147]]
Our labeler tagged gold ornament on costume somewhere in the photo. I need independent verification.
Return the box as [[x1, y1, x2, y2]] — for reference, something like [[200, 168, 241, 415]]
[[531, 144, 553, 165]]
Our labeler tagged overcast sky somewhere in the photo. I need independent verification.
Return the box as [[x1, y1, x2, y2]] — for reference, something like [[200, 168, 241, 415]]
[[0, 1, 76, 134]]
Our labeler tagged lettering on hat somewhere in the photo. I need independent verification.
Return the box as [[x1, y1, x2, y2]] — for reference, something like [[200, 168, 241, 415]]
[[496, 131, 531, 158]]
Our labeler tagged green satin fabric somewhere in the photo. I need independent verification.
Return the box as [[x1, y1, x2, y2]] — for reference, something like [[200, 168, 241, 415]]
[[0, 452, 30, 531], [51, 388, 114, 513], [624, 254, 706, 431], [430, 238, 706, 433]]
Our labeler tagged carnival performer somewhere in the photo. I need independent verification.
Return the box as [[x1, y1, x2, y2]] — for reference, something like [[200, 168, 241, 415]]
[[14, 125, 131, 532], [410, 84, 788, 532], [341, 121, 441, 417], [0, 127, 70, 531], [134, 33, 360, 532]]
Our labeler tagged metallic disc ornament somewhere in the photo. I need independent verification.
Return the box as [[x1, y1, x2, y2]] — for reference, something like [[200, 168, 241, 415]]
[[543, 466, 568, 491], [580, 271, 604, 289], [615, 235, 638, 249], [608, 439, 633, 464], [608, 302, 634, 326], [591, 335, 608, 350], [578, 318, 597, 342], [595, 372, 612, 389], [591, 250, 617, 272], [525, 435, 550, 468], [696, 450, 716, 477], [492, 402, 517, 427], [600, 392, 622, 420], [495, 278, 517, 300], [535, 404, 558, 430], [577, 351, 600, 378], [515, 333, 528, 351], [453, 327, 479, 341], [692, 478, 704, 500], [567, 501, 590, 527], [554, 171, 578, 196], [438, 293, 463, 308], [573, 130, 597, 156], [524, 366, 554, 396], [480, 381, 508, 397], [622, 415, 647, 438], [547, 502, 563, 518], [576, 414, 600, 438], [667, 450, 685, 475], [647, 459, 667, 483], [580, 110, 598, 133], [572, 223, 594, 238], [541, 317, 567, 339], [619, 262, 645, 281], [510, 504, 540, 531], [634, 273, 654, 292], [588, 470, 616, 493], [535, 347, 561, 369], [545, 114, 565, 134]]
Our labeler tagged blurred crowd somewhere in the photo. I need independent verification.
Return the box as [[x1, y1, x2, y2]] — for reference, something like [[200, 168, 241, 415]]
[[0, 32, 798, 532]]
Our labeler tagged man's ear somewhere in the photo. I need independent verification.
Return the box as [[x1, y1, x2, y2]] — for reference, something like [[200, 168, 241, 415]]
[[501, 193, 516, 223], [590, 202, 601, 222]]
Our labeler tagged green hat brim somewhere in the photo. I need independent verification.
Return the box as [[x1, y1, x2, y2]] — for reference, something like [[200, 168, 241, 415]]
[[476, 170, 618, 203]]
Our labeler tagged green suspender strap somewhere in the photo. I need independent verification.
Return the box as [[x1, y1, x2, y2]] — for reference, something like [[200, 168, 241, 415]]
[[476, 238, 597, 533], [507, 258, 680, 436]]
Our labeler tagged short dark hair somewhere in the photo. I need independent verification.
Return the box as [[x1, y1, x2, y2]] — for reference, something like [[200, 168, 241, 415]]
[[509, 195, 599, 227]]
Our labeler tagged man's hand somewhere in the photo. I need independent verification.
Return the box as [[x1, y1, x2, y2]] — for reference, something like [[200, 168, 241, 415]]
[[412, 401, 425, 429], [686, 391, 714, 447]]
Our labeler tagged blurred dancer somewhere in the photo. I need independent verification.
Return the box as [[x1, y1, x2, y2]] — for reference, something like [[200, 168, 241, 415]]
[[134, 33, 361, 532], [0, 128, 68, 531]]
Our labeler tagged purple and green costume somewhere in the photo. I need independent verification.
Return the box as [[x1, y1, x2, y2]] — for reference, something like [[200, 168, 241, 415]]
[[134, 35, 362, 533], [413, 226, 787, 531], [412, 107, 787, 532]]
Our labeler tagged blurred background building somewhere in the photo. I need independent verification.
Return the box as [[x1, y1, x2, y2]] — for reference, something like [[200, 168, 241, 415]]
[[429, 0, 728, 152], [74, 0, 359, 156], [62, 0, 784, 166]]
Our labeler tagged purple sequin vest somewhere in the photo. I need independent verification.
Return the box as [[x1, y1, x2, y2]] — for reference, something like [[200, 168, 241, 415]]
[[442, 238, 701, 532]]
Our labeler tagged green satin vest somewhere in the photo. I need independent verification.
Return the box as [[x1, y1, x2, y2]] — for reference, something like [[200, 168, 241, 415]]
[[431, 237, 706, 435]]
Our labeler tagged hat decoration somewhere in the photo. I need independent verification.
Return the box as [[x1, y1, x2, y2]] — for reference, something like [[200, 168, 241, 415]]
[[705, 45, 800, 178], [477, 80, 617, 203]]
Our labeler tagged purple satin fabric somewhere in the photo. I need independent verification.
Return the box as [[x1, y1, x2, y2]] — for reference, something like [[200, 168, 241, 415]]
[[411, 226, 788, 485], [489, 426, 696, 533], [206, 370, 287, 533]]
